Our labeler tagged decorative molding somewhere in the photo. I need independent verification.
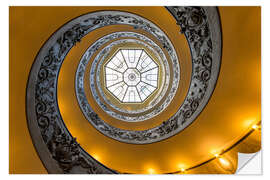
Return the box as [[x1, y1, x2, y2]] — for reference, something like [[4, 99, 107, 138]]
[[26, 7, 222, 173], [76, 32, 176, 122], [75, 8, 222, 144]]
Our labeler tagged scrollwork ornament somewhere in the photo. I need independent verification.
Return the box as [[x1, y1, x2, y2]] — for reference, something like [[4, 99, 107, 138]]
[[26, 8, 222, 173], [78, 32, 176, 122]]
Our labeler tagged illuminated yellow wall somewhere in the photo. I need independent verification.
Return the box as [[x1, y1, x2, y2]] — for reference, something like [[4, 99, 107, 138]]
[[9, 6, 260, 174]]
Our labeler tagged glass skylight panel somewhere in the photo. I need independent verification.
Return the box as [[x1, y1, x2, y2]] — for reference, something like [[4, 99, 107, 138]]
[[141, 67, 158, 87], [105, 49, 159, 103], [134, 49, 143, 63], [136, 52, 157, 73], [106, 54, 128, 73], [123, 68, 141, 86], [107, 82, 128, 101], [121, 49, 138, 68], [137, 82, 156, 101], [122, 87, 141, 103], [105, 68, 123, 87]]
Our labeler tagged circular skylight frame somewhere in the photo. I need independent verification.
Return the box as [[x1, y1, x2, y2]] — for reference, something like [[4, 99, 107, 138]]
[[91, 35, 177, 121]]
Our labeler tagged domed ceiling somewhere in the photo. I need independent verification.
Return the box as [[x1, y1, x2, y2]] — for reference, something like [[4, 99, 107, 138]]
[[9, 6, 261, 174]]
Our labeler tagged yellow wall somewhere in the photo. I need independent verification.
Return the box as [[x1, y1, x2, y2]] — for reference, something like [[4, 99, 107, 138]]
[[9, 6, 261, 174]]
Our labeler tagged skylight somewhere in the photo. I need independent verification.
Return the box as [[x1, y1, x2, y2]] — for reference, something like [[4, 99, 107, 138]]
[[105, 49, 159, 103]]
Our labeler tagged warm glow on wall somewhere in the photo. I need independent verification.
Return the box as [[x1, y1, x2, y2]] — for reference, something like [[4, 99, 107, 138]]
[[177, 164, 186, 173], [92, 153, 100, 161], [214, 153, 220, 158], [84, 120, 261, 174], [169, 120, 261, 174], [10, 6, 261, 174], [147, 168, 155, 174], [211, 149, 222, 158], [243, 118, 258, 129], [218, 157, 231, 167], [252, 124, 261, 130]]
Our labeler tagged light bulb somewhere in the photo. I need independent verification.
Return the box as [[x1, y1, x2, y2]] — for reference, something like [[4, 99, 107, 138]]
[[252, 124, 259, 130], [180, 168, 185, 172]]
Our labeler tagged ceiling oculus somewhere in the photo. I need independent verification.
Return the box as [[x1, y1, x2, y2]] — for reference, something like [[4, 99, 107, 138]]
[[86, 32, 178, 122], [105, 49, 159, 103]]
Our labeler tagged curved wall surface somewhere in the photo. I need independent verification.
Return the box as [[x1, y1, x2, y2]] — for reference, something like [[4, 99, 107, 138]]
[[9, 6, 261, 174]]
